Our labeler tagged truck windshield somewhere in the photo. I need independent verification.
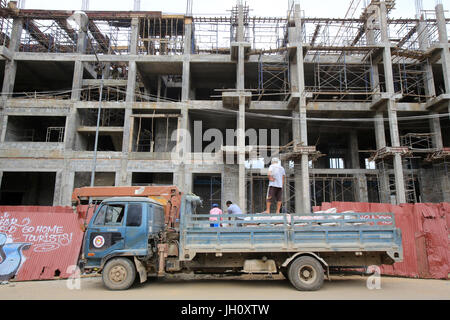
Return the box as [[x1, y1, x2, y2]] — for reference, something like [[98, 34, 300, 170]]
[[93, 204, 125, 226]]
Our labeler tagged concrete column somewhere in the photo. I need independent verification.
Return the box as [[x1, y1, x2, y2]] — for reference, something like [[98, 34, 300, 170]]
[[1, 18, 23, 102], [349, 131, 368, 202], [175, 18, 194, 194], [71, 18, 88, 101], [119, 18, 139, 186], [237, 96, 246, 212], [289, 3, 311, 213], [133, 0, 140, 11], [429, 112, 443, 150], [379, 1, 406, 204], [236, 2, 244, 42], [356, 174, 369, 203], [417, 18, 436, 98], [53, 171, 63, 206], [374, 112, 386, 149], [121, 60, 136, 153], [182, 18, 192, 101], [292, 111, 302, 212], [435, 4, 450, 95], [236, 45, 245, 91], [233, 4, 247, 212], [349, 130, 360, 169]]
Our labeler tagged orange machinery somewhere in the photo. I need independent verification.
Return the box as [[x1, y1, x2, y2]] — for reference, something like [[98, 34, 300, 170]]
[[71, 186, 183, 228]]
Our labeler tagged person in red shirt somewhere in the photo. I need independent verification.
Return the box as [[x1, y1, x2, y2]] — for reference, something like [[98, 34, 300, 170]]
[[209, 204, 222, 227]]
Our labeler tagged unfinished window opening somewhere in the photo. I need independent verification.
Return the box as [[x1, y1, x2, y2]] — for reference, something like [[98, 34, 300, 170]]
[[191, 62, 236, 100], [131, 173, 174, 186], [367, 176, 380, 203], [432, 64, 446, 96], [246, 116, 290, 159], [0, 172, 56, 206], [247, 174, 269, 214], [74, 172, 116, 189], [310, 175, 356, 207], [78, 108, 125, 127], [81, 62, 129, 102], [190, 110, 237, 152], [5, 116, 66, 142], [75, 132, 123, 152], [329, 158, 345, 169], [136, 62, 183, 102], [13, 61, 74, 98], [131, 112, 179, 153], [193, 174, 222, 214], [365, 159, 376, 170]]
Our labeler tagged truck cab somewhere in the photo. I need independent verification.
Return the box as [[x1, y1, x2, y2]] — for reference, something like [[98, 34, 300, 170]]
[[83, 197, 166, 290]]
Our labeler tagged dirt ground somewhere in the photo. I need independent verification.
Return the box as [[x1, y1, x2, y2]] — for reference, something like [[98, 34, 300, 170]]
[[0, 274, 449, 300]]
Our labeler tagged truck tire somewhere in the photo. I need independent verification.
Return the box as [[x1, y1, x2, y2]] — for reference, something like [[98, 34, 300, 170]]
[[288, 256, 324, 291], [102, 258, 136, 290]]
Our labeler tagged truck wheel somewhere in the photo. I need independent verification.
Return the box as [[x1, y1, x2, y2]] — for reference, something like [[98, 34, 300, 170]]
[[102, 258, 136, 290], [288, 256, 324, 291]]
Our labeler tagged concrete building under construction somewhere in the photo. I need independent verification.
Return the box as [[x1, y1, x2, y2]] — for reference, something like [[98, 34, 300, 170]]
[[0, 0, 448, 214]]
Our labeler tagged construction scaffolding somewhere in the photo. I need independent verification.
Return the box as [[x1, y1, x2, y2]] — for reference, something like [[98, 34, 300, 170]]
[[257, 54, 290, 101], [370, 147, 413, 204], [192, 17, 232, 54], [392, 60, 432, 102], [307, 60, 374, 102], [20, 18, 77, 53], [45, 127, 65, 143], [310, 174, 357, 207]]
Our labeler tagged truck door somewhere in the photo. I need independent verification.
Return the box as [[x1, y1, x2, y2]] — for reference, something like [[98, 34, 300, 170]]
[[85, 202, 127, 258], [124, 202, 147, 250]]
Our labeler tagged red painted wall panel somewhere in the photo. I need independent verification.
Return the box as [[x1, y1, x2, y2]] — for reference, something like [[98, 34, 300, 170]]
[[416, 203, 449, 279], [315, 202, 450, 279], [0, 206, 84, 281]]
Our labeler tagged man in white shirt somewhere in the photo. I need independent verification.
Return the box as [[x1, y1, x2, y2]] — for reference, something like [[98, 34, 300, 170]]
[[264, 158, 285, 214]]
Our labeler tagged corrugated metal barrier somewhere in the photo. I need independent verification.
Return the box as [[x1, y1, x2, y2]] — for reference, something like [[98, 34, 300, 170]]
[[0, 206, 85, 282], [314, 202, 450, 279]]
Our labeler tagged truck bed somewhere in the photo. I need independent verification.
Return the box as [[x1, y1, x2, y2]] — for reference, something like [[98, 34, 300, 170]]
[[179, 212, 403, 261]]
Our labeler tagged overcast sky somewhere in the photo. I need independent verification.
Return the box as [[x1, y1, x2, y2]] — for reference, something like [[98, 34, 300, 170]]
[[22, 0, 449, 18]]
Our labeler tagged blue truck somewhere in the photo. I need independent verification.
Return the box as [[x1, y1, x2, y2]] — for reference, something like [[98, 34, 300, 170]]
[[80, 194, 403, 291]]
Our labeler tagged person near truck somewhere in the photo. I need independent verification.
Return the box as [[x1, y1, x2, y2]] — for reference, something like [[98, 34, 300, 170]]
[[226, 201, 243, 227], [264, 157, 285, 214], [209, 203, 222, 227]]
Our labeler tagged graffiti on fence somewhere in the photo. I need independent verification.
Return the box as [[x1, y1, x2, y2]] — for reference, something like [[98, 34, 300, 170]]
[[0, 233, 30, 281], [0, 212, 73, 253]]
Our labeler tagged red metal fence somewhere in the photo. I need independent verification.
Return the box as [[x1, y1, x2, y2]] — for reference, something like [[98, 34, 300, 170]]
[[314, 202, 450, 279], [0, 206, 85, 281]]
